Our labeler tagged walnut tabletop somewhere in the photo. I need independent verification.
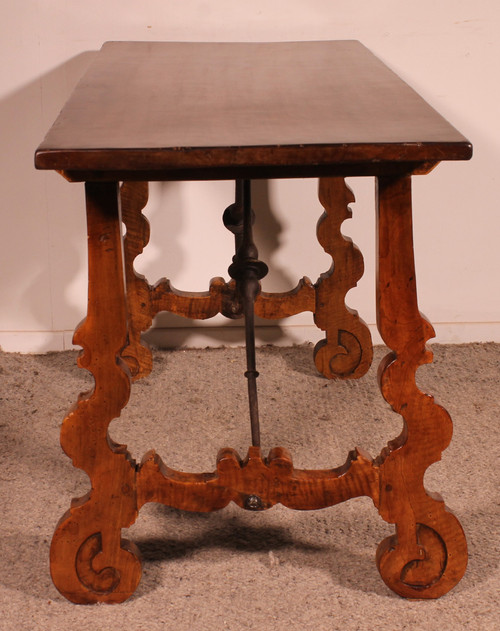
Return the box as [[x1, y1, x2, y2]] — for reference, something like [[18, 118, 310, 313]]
[[35, 40, 471, 180]]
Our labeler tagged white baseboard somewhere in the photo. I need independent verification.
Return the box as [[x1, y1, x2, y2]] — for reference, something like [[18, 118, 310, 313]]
[[0, 331, 68, 353], [142, 322, 500, 348], [1, 322, 499, 354]]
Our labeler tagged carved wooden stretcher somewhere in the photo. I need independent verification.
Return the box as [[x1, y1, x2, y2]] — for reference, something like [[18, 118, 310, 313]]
[[35, 41, 472, 603]]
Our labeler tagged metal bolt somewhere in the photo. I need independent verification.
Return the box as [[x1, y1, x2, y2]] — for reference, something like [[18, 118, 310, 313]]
[[245, 495, 263, 511]]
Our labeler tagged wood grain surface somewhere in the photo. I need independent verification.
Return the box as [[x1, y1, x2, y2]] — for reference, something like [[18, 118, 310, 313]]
[[35, 41, 471, 178]]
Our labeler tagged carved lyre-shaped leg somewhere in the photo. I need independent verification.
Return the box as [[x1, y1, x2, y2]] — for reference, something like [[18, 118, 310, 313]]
[[375, 175, 467, 598], [120, 181, 154, 380], [50, 182, 141, 603], [314, 177, 373, 379]]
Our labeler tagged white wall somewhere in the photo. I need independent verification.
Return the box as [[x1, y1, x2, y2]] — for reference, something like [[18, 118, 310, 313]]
[[1, 0, 499, 352]]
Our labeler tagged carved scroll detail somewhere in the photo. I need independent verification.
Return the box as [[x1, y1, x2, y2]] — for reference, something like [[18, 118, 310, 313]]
[[314, 178, 373, 379], [51, 182, 141, 604], [121, 180, 376, 382], [374, 175, 467, 598], [119, 181, 359, 382], [137, 445, 379, 512], [76, 533, 121, 595]]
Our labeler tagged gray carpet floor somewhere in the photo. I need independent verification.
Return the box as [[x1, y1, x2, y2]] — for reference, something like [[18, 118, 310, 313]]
[[0, 343, 499, 630]]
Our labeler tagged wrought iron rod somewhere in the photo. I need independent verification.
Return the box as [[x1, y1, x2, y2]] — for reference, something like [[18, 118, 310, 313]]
[[226, 179, 268, 447]]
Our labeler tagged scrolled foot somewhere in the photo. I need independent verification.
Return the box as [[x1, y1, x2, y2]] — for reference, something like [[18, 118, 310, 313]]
[[376, 520, 467, 599], [313, 329, 364, 379], [51, 521, 142, 604]]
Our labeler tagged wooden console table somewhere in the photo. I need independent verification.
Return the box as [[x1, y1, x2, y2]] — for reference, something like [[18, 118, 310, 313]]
[[35, 41, 472, 603]]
